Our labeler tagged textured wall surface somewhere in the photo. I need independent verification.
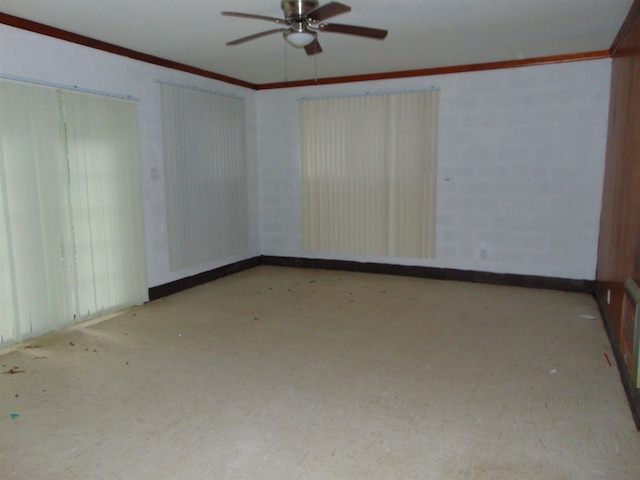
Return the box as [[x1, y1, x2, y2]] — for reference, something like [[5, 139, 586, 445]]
[[0, 24, 261, 288], [257, 60, 611, 280], [0, 23, 612, 284]]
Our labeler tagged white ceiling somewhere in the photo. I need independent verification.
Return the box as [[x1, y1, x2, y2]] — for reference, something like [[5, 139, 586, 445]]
[[0, 0, 633, 85]]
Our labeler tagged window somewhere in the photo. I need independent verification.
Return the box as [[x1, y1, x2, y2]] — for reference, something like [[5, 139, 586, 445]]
[[161, 84, 249, 271], [62, 91, 148, 317], [301, 90, 438, 258], [0, 80, 147, 346]]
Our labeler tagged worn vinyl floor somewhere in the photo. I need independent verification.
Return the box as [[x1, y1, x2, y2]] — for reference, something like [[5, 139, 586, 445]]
[[1, 265, 639, 479]]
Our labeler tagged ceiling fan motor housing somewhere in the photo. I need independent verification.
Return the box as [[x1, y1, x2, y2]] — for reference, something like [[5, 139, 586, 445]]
[[281, 0, 319, 20]]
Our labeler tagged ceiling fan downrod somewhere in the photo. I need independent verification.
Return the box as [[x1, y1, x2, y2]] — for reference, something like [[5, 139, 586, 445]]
[[281, 0, 319, 20]]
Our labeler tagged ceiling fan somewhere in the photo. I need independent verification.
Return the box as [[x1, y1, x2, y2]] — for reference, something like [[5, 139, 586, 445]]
[[221, 0, 388, 55]]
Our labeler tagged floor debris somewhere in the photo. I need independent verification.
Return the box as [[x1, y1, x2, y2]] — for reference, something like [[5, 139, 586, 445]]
[[3, 367, 24, 374]]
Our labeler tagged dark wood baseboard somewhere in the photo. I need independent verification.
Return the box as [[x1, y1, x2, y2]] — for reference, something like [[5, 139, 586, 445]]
[[150, 254, 594, 299], [261, 256, 596, 293], [594, 286, 640, 430], [149, 255, 595, 302], [148, 256, 261, 300], [149, 254, 595, 298]]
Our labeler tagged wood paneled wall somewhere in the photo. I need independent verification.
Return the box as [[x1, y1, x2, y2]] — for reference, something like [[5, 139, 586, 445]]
[[597, 0, 640, 427], [598, 1, 640, 325]]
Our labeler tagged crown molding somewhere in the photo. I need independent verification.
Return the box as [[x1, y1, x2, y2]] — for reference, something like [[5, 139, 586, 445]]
[[256, 51, 611, 90], [0, 13, 257, 90], [1, 12, 613, 90]]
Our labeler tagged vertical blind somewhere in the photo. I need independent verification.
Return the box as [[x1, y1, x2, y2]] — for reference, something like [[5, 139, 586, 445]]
[[161, 84, 249, 271], [0, 80, 147, 347], [63, 91, 148, 317], [301, 90, 438, 258]]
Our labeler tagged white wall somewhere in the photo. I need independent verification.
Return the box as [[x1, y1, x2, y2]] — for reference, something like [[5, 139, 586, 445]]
[[0, 24, 260, 288], [0, 22, 612, 285], [257, 59, 611, 280]]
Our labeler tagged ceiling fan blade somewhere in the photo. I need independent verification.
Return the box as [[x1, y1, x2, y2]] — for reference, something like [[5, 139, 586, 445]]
[[221, 11, 286, 24], [226, 28, 287, 46], [304, 38, 323, 55], [307, 2, 351, 22], [319, 23, 388, 39]]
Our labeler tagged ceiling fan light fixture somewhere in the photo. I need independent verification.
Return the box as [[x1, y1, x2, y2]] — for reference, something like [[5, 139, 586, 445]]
[[284, 29, 315, 47]]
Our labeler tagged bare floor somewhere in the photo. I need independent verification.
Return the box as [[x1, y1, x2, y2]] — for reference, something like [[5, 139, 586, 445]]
[[1, 266, 639, 479]]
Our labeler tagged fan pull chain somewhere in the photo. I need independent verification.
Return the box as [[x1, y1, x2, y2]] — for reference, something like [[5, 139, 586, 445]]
[[314, 47, 318, 84], [283, 37, 289, 82]]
